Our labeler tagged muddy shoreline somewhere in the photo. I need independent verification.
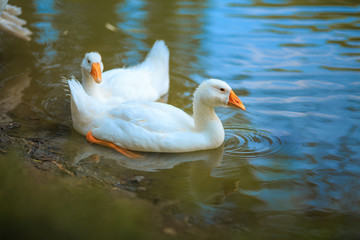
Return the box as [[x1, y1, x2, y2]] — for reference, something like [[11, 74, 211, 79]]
[[0, 117, 239, 239]]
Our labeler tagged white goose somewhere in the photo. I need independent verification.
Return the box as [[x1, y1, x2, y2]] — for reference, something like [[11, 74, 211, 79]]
[[68, 40, 169, 136], [81, 40, 169, 105], [85, 79, 246, 158]]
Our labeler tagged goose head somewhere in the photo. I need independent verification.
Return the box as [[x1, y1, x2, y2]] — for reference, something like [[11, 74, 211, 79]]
[[194, 79, 246, 111], [81, 52, 104, 84]]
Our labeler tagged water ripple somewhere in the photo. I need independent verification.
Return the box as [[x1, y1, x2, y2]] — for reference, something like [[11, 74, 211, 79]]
[[258, 110, 339, 119], [240, 80, 345, 90], [40, 94, 68, 122], [245, 94, 360, 104], [224, 128, 288, 158]]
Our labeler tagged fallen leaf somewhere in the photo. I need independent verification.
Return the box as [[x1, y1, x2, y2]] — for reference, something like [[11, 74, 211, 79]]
[[105, 23, 117, 32]]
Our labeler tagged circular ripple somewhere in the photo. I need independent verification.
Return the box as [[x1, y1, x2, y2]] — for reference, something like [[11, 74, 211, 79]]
[[37, 88, 71, 124], [224, 127, 289, 158]]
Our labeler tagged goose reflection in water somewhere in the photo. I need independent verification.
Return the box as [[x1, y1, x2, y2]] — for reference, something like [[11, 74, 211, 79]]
[[0, 71, 31, 122], [68, 138, 260, 213], [70, 138, 224, 172]]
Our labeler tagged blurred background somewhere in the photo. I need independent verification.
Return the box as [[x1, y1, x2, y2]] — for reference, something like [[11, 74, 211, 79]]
[[0, 0, 360, 239]]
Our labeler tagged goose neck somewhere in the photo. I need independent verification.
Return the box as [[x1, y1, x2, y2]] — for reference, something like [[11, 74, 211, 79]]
[[81, 68, 101, 99], [193, 98, 220, 130]]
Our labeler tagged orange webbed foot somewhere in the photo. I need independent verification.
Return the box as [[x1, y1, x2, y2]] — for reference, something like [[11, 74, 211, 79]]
[[86, 131, 142, 159]]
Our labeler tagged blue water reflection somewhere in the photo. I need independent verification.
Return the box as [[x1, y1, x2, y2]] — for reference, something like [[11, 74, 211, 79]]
[[33, 0, 60, 44]]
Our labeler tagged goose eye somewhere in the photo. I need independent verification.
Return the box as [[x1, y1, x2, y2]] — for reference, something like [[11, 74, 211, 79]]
[[220, 88, 225, 92], [87, 59, 90, 64]]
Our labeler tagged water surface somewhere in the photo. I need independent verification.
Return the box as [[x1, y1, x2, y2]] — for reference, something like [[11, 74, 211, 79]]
[[1, 0, 360, 238]]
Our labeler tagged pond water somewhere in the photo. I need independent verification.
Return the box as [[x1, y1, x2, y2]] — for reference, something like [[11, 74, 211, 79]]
[[1, 0, 360, 238]]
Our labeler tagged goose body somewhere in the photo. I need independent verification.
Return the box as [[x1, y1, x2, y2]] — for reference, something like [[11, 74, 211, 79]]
[[69, 40, 169, 135], [81, 40, 169, 106], [68, 78, 108, 136], [87, 79, 246, 154]]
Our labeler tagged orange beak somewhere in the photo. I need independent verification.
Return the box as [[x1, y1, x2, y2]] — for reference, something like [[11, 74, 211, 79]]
[[90, 62, 102, 83], [228, 90, 246, 111]]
